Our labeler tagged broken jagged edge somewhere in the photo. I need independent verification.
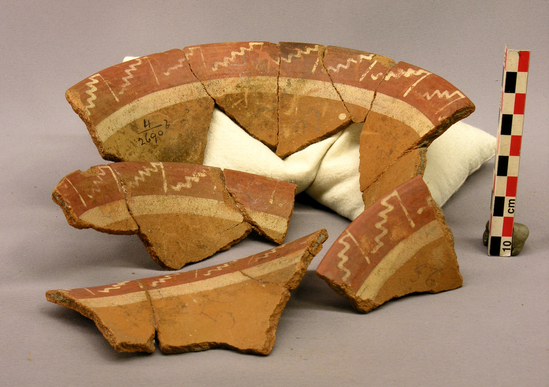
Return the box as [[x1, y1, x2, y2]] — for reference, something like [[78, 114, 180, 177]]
[[316, 176, 462, 313], [46, 229, 328, 355], [52, 162, 297, 270]]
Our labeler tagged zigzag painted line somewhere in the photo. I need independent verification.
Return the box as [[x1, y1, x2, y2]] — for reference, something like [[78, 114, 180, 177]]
[[384, 67, 431, 82], [371, 190, 416, 255], [248, 247, 278, 264], [184, 46, 201, 58], [326, 58, 357, 73], [211, 42, 264, 71], [169, 172, 207, 191], [87, 165, 110, 198], [370, 193, 395, 254], [370, 71, 386, 81], [427, 90, 468, 119], [83, 74, 101, 115], [423, 89, 465, 101], [327, 53, 375, 74], [150, 274, 175, 287], [203, 263, 231, 276], [163, 58, 187, 76], [281, 45, 321, 63], [336, 231, 353, 281], [127, 162, 164, 188], [97, 281, 131, 293], [119, 58, 143, 95]]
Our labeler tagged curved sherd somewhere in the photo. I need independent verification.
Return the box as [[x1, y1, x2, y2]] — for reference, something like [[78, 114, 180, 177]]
[[277, 42, 351, 158], [45, 281, 156, 353], [52, 164, 138, 234], [66, 49, 214, 163], [316, 176, 462, 313], [52, 162, 297, 270], [46, 229, 329, 355], [184, 42, 280, 148], [223, 168, 297, 244], [359, 61, 475, 193]]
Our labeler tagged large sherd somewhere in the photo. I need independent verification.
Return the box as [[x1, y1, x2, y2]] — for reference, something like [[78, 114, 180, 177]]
[[316, 176, 462, 313], [53, 162, 297, 270], [184, 42, 280, 148], [359, 61, 475, 197], [66, 49, 214, 164], [46, 230, 329, 355], [277, 42, 351, 158]]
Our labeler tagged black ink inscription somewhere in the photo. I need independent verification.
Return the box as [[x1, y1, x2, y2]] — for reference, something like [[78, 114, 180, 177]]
[[138, 119, 170, 146]]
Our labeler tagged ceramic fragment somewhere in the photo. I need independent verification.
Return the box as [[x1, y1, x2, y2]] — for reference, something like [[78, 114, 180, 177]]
[[67, 43, 474, 165], [323, 45, 396, 123], [277, 42, 351, 158], [53, 162, 297, 270], [317, 176, 462, 313], [52, 164, 138, 234], [361, 148, 427, 209], [66, 49, 214, 163], [223, 169, 297, 243], [184, 42, 280, 148], [46, 230, 328, 355], [359, 61, 475, 192]]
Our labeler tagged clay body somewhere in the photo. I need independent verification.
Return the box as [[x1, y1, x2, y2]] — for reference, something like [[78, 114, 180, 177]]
[[46, 230, 328, 355], [53, 162, 297, 269], [317, 176, 463, 312]]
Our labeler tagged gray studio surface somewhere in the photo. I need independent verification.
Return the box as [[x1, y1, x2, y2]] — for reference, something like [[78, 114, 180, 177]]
[[1, 1, 548, 386]]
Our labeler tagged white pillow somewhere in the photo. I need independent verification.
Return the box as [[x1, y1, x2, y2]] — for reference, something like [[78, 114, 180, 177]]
[[203, 109, 496, 220]]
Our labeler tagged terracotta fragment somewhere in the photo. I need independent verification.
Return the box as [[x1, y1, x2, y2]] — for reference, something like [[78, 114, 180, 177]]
[[277, 42, 351, 158], [53, 162, 297, 270], [52, 164, 138, 234], [46, 230, 329, 355], [317, 176, 462, 313], [361, 148, 427, 209], [66, 49, 214, 164], [67, 43, 475, 163], [359, 61, 475, 192], [184, 42, 280, 148], [223, 169, 297, 244], [323, 45, 396, 123]]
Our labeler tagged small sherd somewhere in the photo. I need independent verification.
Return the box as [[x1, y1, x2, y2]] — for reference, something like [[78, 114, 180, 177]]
[[317, 176, 462, 313]]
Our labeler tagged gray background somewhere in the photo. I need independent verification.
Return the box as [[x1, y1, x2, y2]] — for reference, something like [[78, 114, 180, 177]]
[[1, 1, 548, 385]]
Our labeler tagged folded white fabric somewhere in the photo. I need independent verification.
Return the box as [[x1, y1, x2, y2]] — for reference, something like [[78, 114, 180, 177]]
[[203, 108, 496, 220]]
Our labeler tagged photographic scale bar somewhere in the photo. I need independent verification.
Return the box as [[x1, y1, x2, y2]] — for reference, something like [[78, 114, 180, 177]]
[[488, 46, 530, 256]]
